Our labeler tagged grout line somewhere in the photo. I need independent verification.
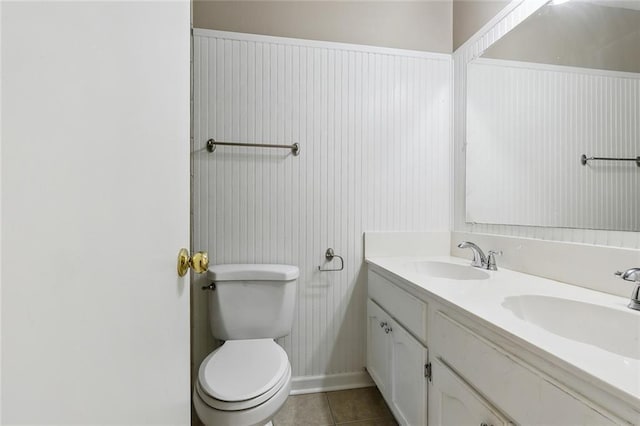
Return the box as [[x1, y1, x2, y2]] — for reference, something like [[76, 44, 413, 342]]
[[334, 416, 397, 426], [324, 392, 337, 425]]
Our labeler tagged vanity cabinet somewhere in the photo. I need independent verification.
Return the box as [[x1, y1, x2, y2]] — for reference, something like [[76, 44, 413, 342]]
[[367, 299, 429, 426], [366, 265, 630, 426]]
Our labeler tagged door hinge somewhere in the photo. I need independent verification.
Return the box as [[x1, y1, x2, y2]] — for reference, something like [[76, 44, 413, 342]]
[[424, 362, 432, 381]]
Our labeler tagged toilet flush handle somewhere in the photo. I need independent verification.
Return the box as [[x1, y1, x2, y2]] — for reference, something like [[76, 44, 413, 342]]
[[201, 283, 216, 291]]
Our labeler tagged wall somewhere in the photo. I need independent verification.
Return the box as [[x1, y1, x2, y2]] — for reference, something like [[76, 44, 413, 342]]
[[483, 2, 640, 73], [466, 59, 640, 231], [453, 0, 511, 50], [453, 0, 640, 249], [193, 1, 452, 53], [192, 30, 451, 389]]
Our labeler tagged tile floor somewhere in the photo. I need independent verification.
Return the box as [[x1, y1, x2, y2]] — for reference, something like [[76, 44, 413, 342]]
[[273, 387, 398, 426]]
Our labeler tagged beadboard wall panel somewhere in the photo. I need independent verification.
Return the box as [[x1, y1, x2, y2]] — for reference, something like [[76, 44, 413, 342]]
[[192, 30, 451, 383], [466, 59, 640, 231], [453, 0, 640, 249]]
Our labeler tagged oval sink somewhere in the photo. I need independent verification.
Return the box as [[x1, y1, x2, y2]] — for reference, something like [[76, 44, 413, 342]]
[[404, 261, 489, 280], [502, 295, 640, 360]]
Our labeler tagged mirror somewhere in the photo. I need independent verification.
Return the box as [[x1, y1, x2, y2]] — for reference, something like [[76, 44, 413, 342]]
[[465, 0, 640, 231]]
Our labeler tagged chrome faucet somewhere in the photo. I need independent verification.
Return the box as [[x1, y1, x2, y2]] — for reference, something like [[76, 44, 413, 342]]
[[457, 241, 501, 271], [615, 268, 640, 311]]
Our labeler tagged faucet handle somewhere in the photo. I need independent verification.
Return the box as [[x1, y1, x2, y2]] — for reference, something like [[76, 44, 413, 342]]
[[486, 250, 502, 271]]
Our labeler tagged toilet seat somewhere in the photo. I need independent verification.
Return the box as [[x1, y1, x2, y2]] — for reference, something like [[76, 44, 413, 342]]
[[193, 371, 291, 426], [197, 339, 290, 411], [196, 363, 290, 411]]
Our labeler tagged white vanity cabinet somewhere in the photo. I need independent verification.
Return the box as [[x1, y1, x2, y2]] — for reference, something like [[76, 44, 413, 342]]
[[367, 271, 429, 426], [366, 264, 632, 426]]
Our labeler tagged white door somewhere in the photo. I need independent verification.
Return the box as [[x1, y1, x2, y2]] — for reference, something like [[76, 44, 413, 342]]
[[1, 1, 192, 424]]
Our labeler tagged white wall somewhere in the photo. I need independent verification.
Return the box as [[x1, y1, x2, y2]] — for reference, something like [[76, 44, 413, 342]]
[[466, 59, 640, 231], [453, 0, 640, 249], [192, 30, 451, 388]]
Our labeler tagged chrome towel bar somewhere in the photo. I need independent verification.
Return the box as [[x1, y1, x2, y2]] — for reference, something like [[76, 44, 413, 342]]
[[206, 138, 300, 156], [581, 154, 640, 167]]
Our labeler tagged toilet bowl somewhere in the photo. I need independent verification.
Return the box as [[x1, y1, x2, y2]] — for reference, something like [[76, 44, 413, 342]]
[[193, 264, 298, 426]]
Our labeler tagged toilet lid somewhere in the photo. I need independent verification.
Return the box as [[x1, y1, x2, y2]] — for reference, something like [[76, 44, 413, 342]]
[[196, 363, 290, 411], [198, 339, 289, 402]]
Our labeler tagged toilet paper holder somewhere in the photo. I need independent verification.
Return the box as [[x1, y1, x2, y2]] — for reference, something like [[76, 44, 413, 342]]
[[318, 248, 344, 272]]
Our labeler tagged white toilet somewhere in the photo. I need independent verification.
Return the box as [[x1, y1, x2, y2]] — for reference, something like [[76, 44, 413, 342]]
[[193, 264, 299, 426]]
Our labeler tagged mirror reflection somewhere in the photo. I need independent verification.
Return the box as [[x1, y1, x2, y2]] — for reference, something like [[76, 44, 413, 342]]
[[466, 0, 640, 231]]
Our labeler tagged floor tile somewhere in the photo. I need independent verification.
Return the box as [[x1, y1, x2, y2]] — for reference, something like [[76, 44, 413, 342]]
[[335, 417, 398, 426], [326, 387, 392, 423], [273, 393, 334, 426]]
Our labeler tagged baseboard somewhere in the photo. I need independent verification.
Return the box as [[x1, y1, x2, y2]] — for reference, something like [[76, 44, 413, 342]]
[[290, 371, 375, 395]]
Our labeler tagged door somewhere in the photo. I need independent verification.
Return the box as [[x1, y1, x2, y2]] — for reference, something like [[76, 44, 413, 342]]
[[429, 358, 512, 426], [1, 1, 191, 424], [389, 318, 428, 426]]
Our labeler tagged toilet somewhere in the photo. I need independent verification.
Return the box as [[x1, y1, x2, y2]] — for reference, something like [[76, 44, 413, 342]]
[[193, 264, 299, 426]]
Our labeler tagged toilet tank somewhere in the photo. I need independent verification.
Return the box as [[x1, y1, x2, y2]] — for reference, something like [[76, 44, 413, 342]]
[[207, 264, 298, 340]]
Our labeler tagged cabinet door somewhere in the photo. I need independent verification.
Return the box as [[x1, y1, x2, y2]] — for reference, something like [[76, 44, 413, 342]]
[[367, 300, 391, 394], [429, 358, 512, 426], [390, 319, 428, 426]]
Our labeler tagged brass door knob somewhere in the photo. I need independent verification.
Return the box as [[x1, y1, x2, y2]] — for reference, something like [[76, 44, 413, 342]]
[[177, 248, 210, 277]]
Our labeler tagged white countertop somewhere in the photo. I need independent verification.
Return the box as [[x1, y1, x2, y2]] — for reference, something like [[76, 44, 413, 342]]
[[366, 255, 640, 409]]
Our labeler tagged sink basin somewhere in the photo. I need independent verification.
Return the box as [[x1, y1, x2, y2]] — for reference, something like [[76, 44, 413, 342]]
[[405, 261, 489, 280], [502, 295, 640, 359]]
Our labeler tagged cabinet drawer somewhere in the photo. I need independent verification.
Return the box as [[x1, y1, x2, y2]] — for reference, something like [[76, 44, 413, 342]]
[[433, 311, 621, 425], [368, 270, 427, 344]]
